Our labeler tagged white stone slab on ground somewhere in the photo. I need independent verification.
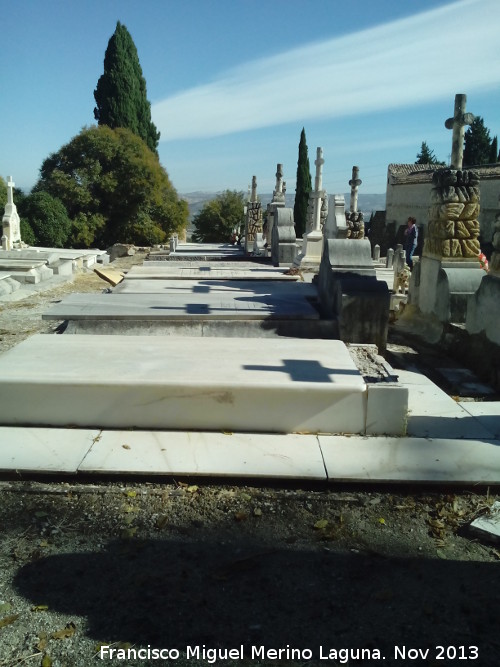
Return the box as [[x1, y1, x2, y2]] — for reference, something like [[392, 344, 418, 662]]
[[79, 431, 327, 479], [126, 264, 299, 280], [398, 369, 496, 439], [113, 279, 316, 296], [41, 290, 320, 321], [319, 435, 500, 484], [468, 501, 500, 543], [0, 426, 99, 473], [458, 402, 500, 438], [0, 335, 367, 434]]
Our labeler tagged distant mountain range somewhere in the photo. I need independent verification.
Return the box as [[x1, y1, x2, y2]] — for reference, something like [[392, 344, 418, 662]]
[[181, 191, 386, 223]]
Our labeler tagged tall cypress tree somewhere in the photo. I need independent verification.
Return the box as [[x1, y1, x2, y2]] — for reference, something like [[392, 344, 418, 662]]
[[463, 116, 491, 167], [489, 136, 498, 163], [293, 128, 312, 238], [94, 21, 160, 154]]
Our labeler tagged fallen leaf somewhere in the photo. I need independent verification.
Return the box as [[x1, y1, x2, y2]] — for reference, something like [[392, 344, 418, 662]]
[[234, 511, 248, 521], [222, 431, 233, 435], [378, 518, 386, 525], [0, 613, 19, 629], [32, 605, 49, 612], [186, 485, 199, 493], [41, 654, 53, 667], [314, 519, 329, 530], [125, 490, 137, 498], [253, 508, 262, 517], [36, 633, 48, 651], [51, 622, 76, 640], [0, 603, 11, 614], [122, 444, 131, 450], [240, 493, 252, 502]]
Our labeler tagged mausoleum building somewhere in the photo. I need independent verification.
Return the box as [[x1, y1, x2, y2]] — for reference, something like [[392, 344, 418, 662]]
[[386, 162, 500, 246]]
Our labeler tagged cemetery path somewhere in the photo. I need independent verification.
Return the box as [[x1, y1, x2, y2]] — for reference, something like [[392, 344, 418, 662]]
[[0, 252, 499, 665]]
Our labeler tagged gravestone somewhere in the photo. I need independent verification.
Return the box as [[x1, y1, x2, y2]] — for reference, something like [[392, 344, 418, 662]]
[[2, 177, 22, 250], [317, 163, 390, 351], [265, 165, 286, 254], [244, 176, 263, 255], [271, 207, 296, 266], [324, 195, 347, 239], [412, 94, 485, 323], [345, 166, 365, 239], [466, 210, 500, 345], [293, 147, 327, 270]]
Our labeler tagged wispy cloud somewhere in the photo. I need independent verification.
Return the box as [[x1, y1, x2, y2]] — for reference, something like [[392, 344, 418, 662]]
[[153, 0, 500, 142]]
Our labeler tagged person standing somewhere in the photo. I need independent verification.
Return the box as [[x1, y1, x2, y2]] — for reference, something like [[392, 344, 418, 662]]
[[404, 217, 418, 270]]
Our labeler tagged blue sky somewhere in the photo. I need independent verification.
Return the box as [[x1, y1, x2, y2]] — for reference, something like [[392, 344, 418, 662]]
[[2, 0, 500, 197]]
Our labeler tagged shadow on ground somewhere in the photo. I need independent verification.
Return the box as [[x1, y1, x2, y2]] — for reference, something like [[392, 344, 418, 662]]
[[14, 535, 498, 663]]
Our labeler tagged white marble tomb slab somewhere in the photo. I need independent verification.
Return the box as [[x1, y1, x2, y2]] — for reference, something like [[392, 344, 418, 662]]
[[0, 426, 98, 473], [113, 279, 317, 297], [319, 435, 500, 484], [458, 402, 500, 438], [127, 264, 299, 280], [397, 369, 495, 439], [42, 291, 320, 321], [0, 335, 367, 434], [79, 431, 327, 480]]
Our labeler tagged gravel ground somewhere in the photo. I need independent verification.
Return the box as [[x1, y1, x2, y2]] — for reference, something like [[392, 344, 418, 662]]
[[0, 253, 499, 667]]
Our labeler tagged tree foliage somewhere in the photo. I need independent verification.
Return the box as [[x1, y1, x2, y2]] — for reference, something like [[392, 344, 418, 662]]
[[94, 21, 160, 154], [293, 128, 312, 238], [463, 116, 492, 167], [489, 136, 498, 164], [192, 190, 245, 243], [36, 125, 187, 247], [0, 176, 6, 208], [415, 141, 443, 165], [17, 191, 71, 247]]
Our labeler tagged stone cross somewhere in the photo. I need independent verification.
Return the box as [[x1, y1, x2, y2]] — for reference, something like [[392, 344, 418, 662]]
[[251, 175, 257, 203], [312, 147, 325, 232], [348, 166, 362, 213], [445, 93, 475, 169], [6, 176, 15, 205], [274, 164, 283, 197]]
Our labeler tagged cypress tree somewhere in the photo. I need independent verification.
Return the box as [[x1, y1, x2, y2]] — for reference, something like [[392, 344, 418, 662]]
[[489, 136, 498, 163], [94, 21, 160, 154], [463, 116, 491, 167], [293, 128, 312, 238]]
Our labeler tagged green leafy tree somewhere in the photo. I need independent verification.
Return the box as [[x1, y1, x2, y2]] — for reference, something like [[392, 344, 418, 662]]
[[17, 191, 71, 247], [36, 125, 187, 247], [0, 176, 7, 208], [463, 116, 492, 166], [94, 21, 160, 154], [192, 190, 245, 243], [293, 128, 312, 238], [415, 141, 443, 165], [489, 136, 498, 163]]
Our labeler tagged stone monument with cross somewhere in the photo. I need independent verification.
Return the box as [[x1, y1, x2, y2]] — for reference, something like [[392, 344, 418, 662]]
[[2, 176, 22, 250], [293, 147, 327, 270], [345, 166, 365, 239], [411, 93, 486, 323], [265, 164, 286, 256], [244, 175, 263, 255]]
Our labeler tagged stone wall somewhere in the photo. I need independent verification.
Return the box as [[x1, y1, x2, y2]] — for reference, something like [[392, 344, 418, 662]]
[[385, 163, 500, 250]]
